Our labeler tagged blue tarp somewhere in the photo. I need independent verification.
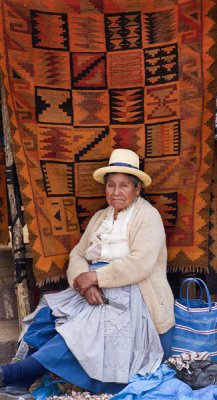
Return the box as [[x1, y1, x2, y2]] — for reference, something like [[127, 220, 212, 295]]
[[112, 364, 217, 400]]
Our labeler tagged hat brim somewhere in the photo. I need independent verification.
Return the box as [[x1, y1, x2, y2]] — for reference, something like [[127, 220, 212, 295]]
[[93, 165, 152, 188]]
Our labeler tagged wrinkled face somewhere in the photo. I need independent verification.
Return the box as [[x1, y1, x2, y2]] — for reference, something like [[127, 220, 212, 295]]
[[105, 173, 141, 212]]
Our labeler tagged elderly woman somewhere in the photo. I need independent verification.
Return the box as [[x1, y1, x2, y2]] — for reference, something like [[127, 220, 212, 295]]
[[0, 149, 174, 398]]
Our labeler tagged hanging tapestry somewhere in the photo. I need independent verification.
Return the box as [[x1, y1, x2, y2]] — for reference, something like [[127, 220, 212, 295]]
[[0, 0, 216, 284]]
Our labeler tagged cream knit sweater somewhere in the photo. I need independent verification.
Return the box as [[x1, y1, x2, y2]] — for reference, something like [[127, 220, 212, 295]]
[[67, 196, 175, 334]]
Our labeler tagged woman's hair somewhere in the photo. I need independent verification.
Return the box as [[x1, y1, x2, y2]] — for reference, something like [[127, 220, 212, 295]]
[[104, 172, 141, 188]]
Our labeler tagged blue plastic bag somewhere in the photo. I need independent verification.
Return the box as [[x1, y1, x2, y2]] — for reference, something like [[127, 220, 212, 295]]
[[31, 372, 65, 400]]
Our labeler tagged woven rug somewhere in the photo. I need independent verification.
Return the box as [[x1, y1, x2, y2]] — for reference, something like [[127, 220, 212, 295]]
[[0, 0, 216, 283]]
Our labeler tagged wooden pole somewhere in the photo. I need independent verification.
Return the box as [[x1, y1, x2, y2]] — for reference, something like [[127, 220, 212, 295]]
[[1, 81, 30, 331]]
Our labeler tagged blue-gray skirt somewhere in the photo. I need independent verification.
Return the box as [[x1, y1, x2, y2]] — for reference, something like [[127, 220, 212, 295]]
[[23, 254, 175, 395], [24, 306, 126, 394]]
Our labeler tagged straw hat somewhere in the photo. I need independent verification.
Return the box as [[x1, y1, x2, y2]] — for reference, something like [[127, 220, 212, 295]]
[[93, 149, 152, 188]]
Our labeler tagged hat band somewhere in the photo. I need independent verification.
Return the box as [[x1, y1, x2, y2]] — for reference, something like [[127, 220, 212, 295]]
[[109, 162, 138, 170]]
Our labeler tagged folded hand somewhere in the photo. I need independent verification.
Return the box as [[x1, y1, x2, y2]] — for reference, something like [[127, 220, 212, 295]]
[[73, 271, 98, 296], [84, 286, 104, 305]]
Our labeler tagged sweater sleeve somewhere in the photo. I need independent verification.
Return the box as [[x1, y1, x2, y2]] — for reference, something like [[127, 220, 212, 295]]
[[66, 210, 104, 288], [96, 207, 166, 288]]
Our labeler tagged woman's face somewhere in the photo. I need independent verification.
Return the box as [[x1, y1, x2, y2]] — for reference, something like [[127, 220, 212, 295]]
[[105, 173, 141, 212]]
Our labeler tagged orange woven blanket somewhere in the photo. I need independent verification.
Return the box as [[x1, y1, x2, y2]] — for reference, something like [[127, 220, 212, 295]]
[[0, 0, 216, 283]]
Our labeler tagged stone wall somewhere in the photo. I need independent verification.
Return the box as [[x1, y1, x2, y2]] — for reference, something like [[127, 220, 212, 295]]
[[0, 246, 19, 363]]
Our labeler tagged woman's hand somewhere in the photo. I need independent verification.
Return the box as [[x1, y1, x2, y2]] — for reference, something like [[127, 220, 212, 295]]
[[84, 286, 104, 305], [74, 271, 98, 296]]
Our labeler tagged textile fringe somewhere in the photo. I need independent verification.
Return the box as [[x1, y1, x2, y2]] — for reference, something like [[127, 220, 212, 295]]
[[168, 266, 209, 274], [36, 274, 67, 288]]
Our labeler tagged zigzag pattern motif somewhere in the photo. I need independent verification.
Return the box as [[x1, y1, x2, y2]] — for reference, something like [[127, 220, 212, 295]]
[[179, 2, 200, 51], [146, 83, 179, 121], [110, 88, 144, 124], [36, 51, 71, 87], [148, 192, 178, 228], [112, 126, 141, 154], [69, 15, 105, 52], [143, 9, 176, 45], [72, 53, 106, 85], [74, 91, 108, 125], [76, 197, 106, 233], [145, 120, 180, 157], [74, 126, 109, 161], [146, 159, 179, 191], [105, 12, 142, 51], [39, 126, 73, 160]]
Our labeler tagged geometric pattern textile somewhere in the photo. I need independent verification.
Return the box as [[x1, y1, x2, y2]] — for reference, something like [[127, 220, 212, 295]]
[[0, 0, 216, 283]]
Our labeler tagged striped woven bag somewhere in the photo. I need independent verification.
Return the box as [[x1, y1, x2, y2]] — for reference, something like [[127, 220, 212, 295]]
[[170, 277, 217, 360]]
